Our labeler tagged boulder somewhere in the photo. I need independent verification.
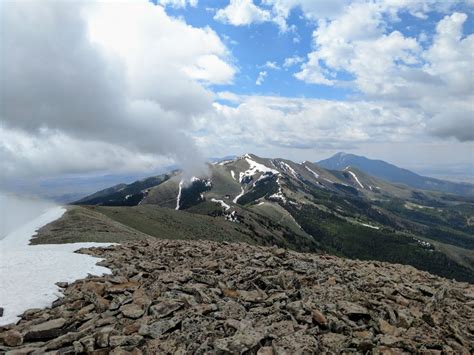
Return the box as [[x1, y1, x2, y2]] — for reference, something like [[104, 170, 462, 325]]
[[3, 330, 23, 347], [24, 318, 66, 341], [120, 304, 144, 319]]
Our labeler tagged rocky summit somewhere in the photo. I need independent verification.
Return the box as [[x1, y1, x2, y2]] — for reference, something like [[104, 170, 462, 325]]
[[1, 239, 473, 354]]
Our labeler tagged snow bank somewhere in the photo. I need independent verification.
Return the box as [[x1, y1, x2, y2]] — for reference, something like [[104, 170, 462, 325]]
[[211, 198, 230, 211], [0, 207, 112, 326], [359, 222, 380, 230], [233, 187, 245, 204]]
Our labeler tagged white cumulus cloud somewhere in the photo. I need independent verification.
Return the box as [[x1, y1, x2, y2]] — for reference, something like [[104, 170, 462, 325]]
[[214, 0, 271, 26]]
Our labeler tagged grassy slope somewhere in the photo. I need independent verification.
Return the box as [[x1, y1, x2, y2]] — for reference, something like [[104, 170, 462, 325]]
[[31, 206, 149, 244], [142, 178, 180, 208], [91, 204, 257, 244]]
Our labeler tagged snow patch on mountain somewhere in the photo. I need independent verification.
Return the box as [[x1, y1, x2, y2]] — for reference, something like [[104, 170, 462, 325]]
[[269, 177, 287, 203], [359, 222, 379, 230], [218, 159, 235, 166], [233, 187, 245, 203], [230, 170, 236, 180], [176, 180, 184, 210], [304, 165, 319, 179], [211, 198, 230, 211], [277, 161, 299, 179], [239, 156, 279, 183], [225, 210, 239, 223], [346, 170, 364, 189]]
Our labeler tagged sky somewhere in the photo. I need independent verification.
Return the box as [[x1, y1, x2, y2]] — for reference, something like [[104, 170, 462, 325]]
[[1, 0, 473, 196]]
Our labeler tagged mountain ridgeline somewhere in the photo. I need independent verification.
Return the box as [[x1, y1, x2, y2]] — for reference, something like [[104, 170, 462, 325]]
[[318, 152, 474, 196], [70, 154, 474, 282]]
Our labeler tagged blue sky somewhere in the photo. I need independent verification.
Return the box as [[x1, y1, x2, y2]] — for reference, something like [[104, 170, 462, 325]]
[[164, 2, 354, 100], [161, 0, 474, 102]]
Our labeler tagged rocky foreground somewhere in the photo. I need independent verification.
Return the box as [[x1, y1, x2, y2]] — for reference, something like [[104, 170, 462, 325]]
[[1, 240, 473, 354]]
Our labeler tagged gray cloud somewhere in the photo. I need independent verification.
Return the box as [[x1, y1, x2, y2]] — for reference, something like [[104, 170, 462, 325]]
[[0, 1, 232, 179], [431, 110, 474, 142]]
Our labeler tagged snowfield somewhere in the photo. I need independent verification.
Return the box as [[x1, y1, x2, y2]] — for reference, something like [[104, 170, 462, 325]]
[[0, 207, 112, 326], [239, 155, 279, 183]]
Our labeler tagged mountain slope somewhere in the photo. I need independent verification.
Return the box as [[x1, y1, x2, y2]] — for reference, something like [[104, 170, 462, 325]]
[[73, 153, 474, 282], [318, 152, 474, 196]]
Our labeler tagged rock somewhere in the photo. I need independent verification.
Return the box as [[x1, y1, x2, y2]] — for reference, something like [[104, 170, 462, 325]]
[[77, 303, 95, 317], [82, 281, 106, 296], [320, 332, 347, 349], [149, 301, 183, 318], [272, 331, 319, 353], [109, 334, 143, 348], [379, 335, 404, 347], [24, 318, 67, 341], [95, 325, 114, 347], [312, 308, 327, 327], [44, 331, 82, 350], [215, 300, 246, 320], [73, 340, 84, 352], [0, 307, 4, 317], [353, 330, 372, 339], [418, 285, 436, 297], [5, 347, 41, 354], [3, 330, 23, 347], [222, 288, 239, 298], [139, 318, 181, 338], [257, 346, 274, 355], [120, 304, 144, 319], [107, 282, 140, 294], [85, 292, 110, 312], [238, 289, 267, 303], [123, 322, 141, 336], [214, 325, 264, 353], [80, 335, 95, 352], [379, 319, 399, 336], [272, 248, 286, 257], [2, 239, 473, 353], [337, 301, 371, 321]]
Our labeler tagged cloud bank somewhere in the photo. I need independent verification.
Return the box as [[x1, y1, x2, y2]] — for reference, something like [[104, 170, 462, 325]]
[[1, 0, 234, 179]]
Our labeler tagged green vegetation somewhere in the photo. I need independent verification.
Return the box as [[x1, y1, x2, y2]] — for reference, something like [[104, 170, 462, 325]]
[[237, 175, 279, 205], [73, 174, 172, 206], [31, 206, 149, 244], [286, 204, 474, 283]]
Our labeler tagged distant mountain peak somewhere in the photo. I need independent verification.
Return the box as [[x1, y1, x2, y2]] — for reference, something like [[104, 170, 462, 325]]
[[318, 153, 474, 196]]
